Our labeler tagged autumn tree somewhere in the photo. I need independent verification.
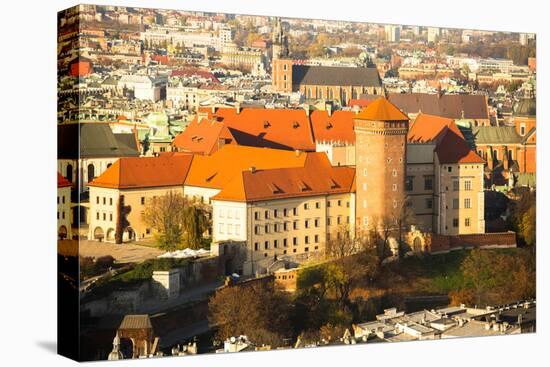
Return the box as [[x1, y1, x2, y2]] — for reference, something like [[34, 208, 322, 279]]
[[208, 282, 292, 347], [142, 192, 210, 250]]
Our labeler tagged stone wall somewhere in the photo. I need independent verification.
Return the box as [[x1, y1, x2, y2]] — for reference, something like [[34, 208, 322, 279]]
[[424, 231, 516, 254]]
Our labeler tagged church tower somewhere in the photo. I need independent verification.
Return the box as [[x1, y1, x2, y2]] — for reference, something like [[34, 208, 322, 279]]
[[354, 97, 409, 231], [271, 17, 292, 93]]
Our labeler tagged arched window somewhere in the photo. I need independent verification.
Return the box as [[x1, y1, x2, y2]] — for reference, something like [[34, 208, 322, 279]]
[[87, 164, 95, 182], [66, 164, 73, 183], [328, 89, 333, 100]]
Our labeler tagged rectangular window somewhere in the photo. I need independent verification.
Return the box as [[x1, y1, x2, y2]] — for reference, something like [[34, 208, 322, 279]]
[[96, 212, 99, 220], [235, 210, 240, 220], [219, 209, 225, 218], [424, 177, 433, 190], [453, 180, 459, 191], [109, 198, 113, 206], [327, 201, 331, 208], [283, 238, 288, 247], [254, 226, 260, 235], [264, 241, 269, 250], [254, 211, 260, 220], [274, 240, 279, 248], [337, 200, 342, 206], [227, 209, 233, 219], [103, 197, 106, 205], [465, 180, 472, 191], [426, 199, 433, 209], [465, 218, 471, 227], [219, 223, 224, 234], [327, 217, 331, 225], [337, 216, 342, 225], [453, 198, 459, 209], [264, 210, 269, 219], [293, 221, 298, 230], [96, 196, 99, 204], [305, 236, 309, 244], [293, 237, 297, 246], [62, 196, 66, 204], [314, 234, 319, 243], [109, 214, 112, 221], [141, 197, 145, 205], [103, 213, 106, 221], [304, 203, 309, 210], [464, 198, 471, 209], [254, 242, 259, 251], [293, 207, 298, 216], [264, 224, 269, 234], [283, 208, 288, 217], [305, 247, 309, 252], [305, 219, 310, 229], [314, 218, 320, 227], [453, 218, 459, 227], [284, 222, 288, 231], [448, 166, 452, 173], [227, 224, 233, 235], [406, 176, 414, 191], [235, 224, 240, 235], [315, 202, 320, 209]]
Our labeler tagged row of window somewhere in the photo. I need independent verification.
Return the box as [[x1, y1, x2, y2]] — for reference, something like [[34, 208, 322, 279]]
[[254, 235, 321, 251], [405, 176, 434, 191], [253, 215, 350, 235], [218, 208, 241, 219], [57, 195, 67, 205], [96, 196, 114, 206], [452, 217, 472, 227], [57, 211, 66, 220], [253, 200, 349, 221], [452, 180, 472, 191], [452, 198, 472, 209], [96, 212, 113, 222], [218, 223, 241, 236]]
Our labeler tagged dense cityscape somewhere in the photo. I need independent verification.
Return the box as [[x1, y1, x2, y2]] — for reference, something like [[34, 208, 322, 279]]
[[57, 4, 536, 361]]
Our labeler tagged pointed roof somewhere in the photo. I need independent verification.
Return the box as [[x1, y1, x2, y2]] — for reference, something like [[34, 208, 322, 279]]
[[408, 113, 464, 143], [355, 97, 409, 121], [89, 155, 193, 189], [435, 130, 485, 164]]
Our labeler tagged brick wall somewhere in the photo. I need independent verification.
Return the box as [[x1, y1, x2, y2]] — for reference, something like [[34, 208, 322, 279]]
[[424, 231, 516, 253]]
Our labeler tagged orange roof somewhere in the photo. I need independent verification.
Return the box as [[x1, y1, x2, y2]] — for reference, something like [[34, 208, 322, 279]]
[[184, 145, 315, 189], [211, 107, 316, 151], [408, 113, 464, 143], [89, 155, 194, 189], [310, 110, 355, 144], [435, 130, 484, 164], [212, 153, 355, 202], [349, 98, 374, 108], [172, 118, 234, 155], [58, 173, 72, 188], [355, 97, 409, 121]]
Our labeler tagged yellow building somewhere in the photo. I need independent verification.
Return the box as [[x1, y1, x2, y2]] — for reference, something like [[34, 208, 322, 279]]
[[57, 173, 73, 240], [211, 153, 355, 275], [407, 113, 485, 235], [88, 155, 193, 242]]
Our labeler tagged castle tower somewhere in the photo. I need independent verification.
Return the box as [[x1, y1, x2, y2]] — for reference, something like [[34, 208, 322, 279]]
[[271, 17, 292, 93], [354, 97, 409, 232]]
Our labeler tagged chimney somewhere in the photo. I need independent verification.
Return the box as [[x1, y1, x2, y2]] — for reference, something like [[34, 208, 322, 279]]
[[235, 102, 241, 114], [295, 149, 301, 157], [327, 104, 332, 117], [249, 166, 256, 173]]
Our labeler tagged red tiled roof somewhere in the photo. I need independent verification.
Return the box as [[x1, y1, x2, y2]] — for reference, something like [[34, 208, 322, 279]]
[[172, 118, 234, 155], [185, 145, 313, 189], [408, 113, 464, 143], [212, 153, 355, 202], [435, 130, 484, 164], [211, 108, 316, 151], [171, 68, 219, 83], [355, 97, 409, 121], [310, 110, 355, 144], [89, 155, 194, 189], [58, 173, 72, 188]]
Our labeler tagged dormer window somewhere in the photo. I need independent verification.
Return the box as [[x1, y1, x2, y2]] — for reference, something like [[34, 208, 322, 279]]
[[293, 121, 300, 129]]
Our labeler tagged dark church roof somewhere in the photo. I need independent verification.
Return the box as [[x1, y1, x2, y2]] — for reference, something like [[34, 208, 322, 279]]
[[292, 65, 381, 88], [472, 126, 522, 145], [388, 93, 489, 120], [58, 123, 140, 159], [513, 98, 536, 118]]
